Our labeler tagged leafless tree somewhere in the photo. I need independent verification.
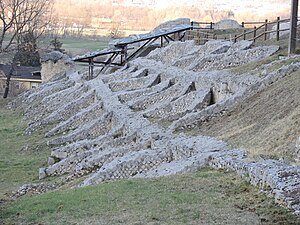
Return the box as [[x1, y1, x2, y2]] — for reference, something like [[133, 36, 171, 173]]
[[0, 0, 53, 52]]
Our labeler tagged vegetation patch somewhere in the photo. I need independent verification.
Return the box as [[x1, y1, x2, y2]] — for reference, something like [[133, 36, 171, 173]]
[[0, 98, 51, 201], [2, 169, 300, 225], [60, 38, 109, 56]]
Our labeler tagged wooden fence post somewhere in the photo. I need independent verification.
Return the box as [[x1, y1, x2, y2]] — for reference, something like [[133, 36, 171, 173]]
[[253, 26, 257, 42], [264, 19, 268, 40], [234, 34, 237, 43], [210, 22, 213, 30], [243, 30, 246, 40], [276, 17, 280, 41], [242, 22, 245, 28], [289, 0, 299, 55], [191, 21, 194, 30]]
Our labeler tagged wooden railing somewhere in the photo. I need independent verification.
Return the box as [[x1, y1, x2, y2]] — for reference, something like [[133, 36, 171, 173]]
[[188, 17, 295, 44], [234, 17, 290, 43], [241, 21, 266, 28], [191, 21, 214, 30]]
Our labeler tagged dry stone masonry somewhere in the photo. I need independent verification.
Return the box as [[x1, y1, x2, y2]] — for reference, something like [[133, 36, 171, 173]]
[[14, 39, 300, 215]]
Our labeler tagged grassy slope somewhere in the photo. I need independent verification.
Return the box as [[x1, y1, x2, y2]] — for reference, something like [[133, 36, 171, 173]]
[[0, 98, 299, 225], [2, 170, 300, 225], [0, 98, 51, 200], [188, 41, 300, 160]]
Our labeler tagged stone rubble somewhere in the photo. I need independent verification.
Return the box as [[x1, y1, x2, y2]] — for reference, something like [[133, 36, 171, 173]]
[[14, 39, 300, 215]]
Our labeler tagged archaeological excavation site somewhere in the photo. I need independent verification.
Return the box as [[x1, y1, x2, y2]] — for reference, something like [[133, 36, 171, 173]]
[[3, 18, 300, 222]]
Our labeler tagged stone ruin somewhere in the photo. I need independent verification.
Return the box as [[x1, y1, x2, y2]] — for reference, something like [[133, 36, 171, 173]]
[[40, 51, 74, 83], [14, 39, 300, 216]]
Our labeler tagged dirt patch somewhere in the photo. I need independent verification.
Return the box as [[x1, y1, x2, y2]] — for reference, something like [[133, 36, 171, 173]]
[[188, 71, 300, 160]]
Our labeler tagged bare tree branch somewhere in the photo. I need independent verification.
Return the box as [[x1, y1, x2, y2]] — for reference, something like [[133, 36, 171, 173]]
[[0, 0, 53, 52]]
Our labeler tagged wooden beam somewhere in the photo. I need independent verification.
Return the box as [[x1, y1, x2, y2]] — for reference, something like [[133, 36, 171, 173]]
[[163, 35, 170, 43], [289, 0, 299, 55], [100, 52, 120, 74], [127, 37, 159, 61], [179, 32, 186, 41], [276, 17, 281, 41], [165, 35, 175, 41], [127, 38, 154, 61], [264, 19, 268, 40]]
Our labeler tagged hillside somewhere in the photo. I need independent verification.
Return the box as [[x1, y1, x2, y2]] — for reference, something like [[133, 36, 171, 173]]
[[1, 24, 300, 223], [2, 33, 300, 211], [189, 65, 300, 160]]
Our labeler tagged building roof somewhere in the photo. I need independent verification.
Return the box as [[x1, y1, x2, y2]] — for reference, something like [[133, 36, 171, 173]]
[[0, 64, 41, 81]]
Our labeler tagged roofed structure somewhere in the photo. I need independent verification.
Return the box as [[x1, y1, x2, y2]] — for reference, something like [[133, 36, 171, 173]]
[[0, 64, 41, 81]]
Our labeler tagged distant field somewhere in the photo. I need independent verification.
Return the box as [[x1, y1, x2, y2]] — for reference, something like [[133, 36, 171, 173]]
[[60, 38, 109, 56]]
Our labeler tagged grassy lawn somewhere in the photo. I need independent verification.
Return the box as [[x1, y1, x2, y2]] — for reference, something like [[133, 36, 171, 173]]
[[60, 38, 108, 52], [38, 37, 109, 57]]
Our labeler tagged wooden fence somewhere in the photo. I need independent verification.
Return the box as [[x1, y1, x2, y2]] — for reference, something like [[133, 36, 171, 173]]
[[234, 17, 290, 42], [191, 21, 214, 30], [188, 17, 296, 44]]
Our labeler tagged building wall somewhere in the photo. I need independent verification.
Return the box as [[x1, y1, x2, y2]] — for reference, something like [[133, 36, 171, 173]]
[[0, 78, 41, 97], [41, 60, 74, 83]]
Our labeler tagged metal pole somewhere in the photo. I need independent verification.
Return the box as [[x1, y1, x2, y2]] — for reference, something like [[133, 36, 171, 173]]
[[288, 0, 299, 55]]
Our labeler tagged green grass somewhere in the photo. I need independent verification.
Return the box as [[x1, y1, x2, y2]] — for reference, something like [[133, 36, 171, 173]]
[[0, 98, 51, 200], [60, 38, 108, 52], [1, 169, 300, 225], [38, 37, 109, 57]]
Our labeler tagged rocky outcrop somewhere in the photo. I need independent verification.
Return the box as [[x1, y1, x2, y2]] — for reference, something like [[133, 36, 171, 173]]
[[213, 19, 242, 30], [153, 18, 191, 31]]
